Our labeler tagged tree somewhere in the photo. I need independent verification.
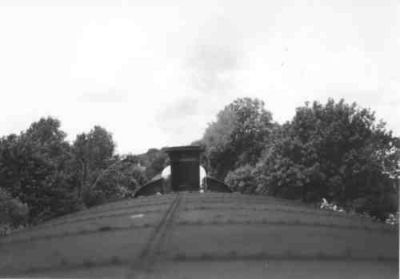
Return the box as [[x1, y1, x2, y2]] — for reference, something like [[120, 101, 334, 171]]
[[256, 99, 399, 219], [202, 98, 274, 179], [0, 187, 29, 234], [136, 148, 168, 180], [0, 117, 81, 223], [119, 155, 148, 191], [72, 126, 115, 202], [84, 155, 148, 206]]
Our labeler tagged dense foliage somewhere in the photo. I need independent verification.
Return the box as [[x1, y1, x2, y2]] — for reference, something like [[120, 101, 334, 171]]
[[0, 118, 148, 228], [134, 148, 169, 180], [0, 118, 81, 224], [255, 99, 399, 219], [1, 97, 398, 230], [202, 98, 399, 220], [224, 164, 258, 194], [201, 98, 274, 179], [0, 188, 29, 235]]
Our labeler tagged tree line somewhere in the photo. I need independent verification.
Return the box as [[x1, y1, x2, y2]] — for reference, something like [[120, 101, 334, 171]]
[[198, 98, 399, 220], [1, 97, 399, 232], [0, 119, 168, 232]]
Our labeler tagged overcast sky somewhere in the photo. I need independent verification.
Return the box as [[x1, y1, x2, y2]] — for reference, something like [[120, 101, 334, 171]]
[[0, 0, 399, 154]]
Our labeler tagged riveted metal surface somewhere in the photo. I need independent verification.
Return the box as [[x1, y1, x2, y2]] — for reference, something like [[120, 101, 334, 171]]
[[0, 192, 398, 278]]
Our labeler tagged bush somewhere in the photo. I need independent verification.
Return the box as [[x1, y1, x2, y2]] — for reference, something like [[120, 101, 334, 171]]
[[0, 188, 29, 231], [82, 188, 106, 207], [225, 165, 258, 194], [351, 193, 398, 221], [82, 179, 131, 207]]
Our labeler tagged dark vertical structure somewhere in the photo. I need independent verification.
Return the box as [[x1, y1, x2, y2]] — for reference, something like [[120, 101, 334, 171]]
[[165, 146, 203, 192]]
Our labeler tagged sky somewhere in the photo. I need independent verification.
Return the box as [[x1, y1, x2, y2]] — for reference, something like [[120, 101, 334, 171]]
[[0, 0, 399, 154]]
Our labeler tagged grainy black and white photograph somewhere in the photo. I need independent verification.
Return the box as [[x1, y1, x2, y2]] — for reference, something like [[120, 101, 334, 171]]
[[0, 0, 399, 278]]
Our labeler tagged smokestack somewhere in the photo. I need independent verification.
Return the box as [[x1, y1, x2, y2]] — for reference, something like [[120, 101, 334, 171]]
[[164, 145, 203, 192]]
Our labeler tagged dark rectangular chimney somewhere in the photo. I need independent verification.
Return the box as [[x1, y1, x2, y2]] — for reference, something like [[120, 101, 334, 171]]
[[164, 146, 203, 192]]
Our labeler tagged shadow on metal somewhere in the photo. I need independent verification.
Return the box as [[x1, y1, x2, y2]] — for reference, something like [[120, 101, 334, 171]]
[[134, 178, 164, 198], [205, 177, 232, 193]]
